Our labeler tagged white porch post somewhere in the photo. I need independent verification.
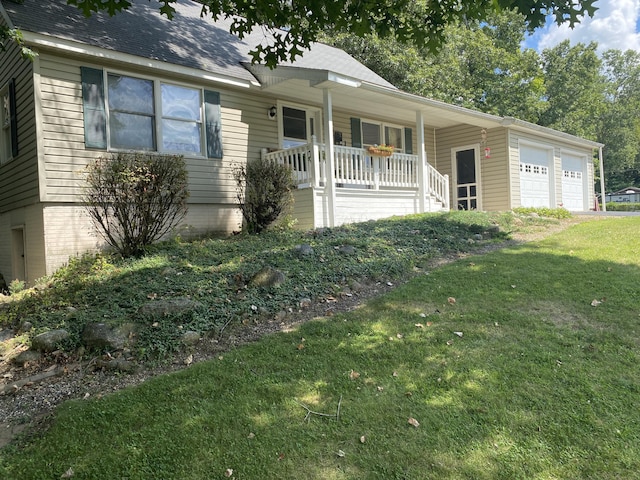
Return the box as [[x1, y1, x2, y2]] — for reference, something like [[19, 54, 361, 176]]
[[416, 110, 427, 212], [599, 146, 606, 212], [323, 88, 337, 226]]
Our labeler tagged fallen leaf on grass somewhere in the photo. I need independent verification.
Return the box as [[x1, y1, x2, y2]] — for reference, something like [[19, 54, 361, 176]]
[[360, 435, 366, 444], [277, 453, 285, 461], [61, 468, 74, 478], [337, 449, 346, 457], [426, 321, 433, 327], [184, 354, 193, 365], [392, 371, 398, 377], [591, 299, 602, 307], [408, 417, 420, 427], [224, 468, 233, 477], [377, 386, 384, 391], [415, 323, 424, 328], [419, 313, 427, 318], [297, 343, 305, 350], [448, 297, 456, 305], [396, 333, 403, 339], [247, 432, 255, 439], [446, 340, 453, 346], [349, 370, 360, 380], [454, 331, 463, 337]]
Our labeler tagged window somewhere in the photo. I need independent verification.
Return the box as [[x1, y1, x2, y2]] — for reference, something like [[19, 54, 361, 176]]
[[107, 74, 156, 150], [0, 79, 17, 163], [281, 105, 317, 148], [81, 67, 222, 158], [361, 120, 403, 152], [161, 84, 202, 154]]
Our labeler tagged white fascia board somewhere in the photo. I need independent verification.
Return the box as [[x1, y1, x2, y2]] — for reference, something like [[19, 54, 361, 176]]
[[360, 81, 504, 128], [22, 31, 259, 89], [503, 117, 604, 149]]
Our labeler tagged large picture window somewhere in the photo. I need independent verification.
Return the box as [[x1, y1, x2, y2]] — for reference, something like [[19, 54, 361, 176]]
[[361, 120, 403, 152], [81, 67, 222, 158]]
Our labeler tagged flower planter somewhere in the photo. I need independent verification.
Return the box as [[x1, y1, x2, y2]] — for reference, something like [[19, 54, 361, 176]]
[[367, 146, 393, 157]]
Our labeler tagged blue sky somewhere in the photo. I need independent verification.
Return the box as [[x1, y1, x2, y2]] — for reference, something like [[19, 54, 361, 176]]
[[524, 0, 640, 53]]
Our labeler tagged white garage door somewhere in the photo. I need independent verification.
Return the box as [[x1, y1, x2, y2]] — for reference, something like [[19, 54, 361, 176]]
[[519, 145, 551, 208], [562, 154, 585, 211]]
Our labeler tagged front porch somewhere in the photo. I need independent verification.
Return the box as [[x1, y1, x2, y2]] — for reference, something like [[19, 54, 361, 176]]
[[263, 139, 450, 229]]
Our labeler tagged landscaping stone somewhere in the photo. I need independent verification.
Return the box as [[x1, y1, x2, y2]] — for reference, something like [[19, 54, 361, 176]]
[[474, 234, 483, 241], [94, 358, 138, 373], [338, 245, 356, 256], [250, 267, 286, 288], [82, 322, 128, 350], [139, 297, 203, 317], [17, 321, 33, 334], [31, 329, 70, 352], [293, 244, 314, 257], [299, 298, 312, 308], [12, 350, 41, 366], [181, 331, 201, 345]]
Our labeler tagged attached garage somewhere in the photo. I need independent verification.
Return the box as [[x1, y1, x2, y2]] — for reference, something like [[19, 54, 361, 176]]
[[561, 153, 587, 211], [519, 144, 553, 208]]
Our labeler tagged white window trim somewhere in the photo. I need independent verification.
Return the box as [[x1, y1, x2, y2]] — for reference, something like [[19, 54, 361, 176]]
[[103, 69, 206, 157]]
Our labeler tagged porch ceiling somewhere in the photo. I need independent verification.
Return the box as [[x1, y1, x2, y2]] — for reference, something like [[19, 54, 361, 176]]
[[254, 75, 505, 131]]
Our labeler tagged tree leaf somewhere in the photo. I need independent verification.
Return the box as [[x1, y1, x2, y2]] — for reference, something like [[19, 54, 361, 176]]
[[408, 417, 420, 427]]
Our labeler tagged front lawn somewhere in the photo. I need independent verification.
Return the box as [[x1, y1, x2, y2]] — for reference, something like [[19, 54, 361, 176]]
[[1, 215, 639, 479]]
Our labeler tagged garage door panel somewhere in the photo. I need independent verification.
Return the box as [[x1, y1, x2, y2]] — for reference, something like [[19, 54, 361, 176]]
[[519, 145, 551, 208], [561, 154, 585, 210]]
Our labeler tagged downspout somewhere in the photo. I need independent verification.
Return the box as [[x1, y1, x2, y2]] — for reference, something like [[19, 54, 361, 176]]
[[323, 88, 337, 226], [598, 146, 606, 212]]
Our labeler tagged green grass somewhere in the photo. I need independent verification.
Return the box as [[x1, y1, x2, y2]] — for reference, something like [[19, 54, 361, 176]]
[[1, 216, 639, 479]]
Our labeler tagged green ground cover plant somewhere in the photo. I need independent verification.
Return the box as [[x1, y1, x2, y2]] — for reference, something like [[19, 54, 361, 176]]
[[1, 215, 639, 479], [1, 211, 524, 359]]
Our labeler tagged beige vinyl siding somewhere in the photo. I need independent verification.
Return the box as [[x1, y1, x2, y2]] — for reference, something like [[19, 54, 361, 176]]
[[436, 125, 511, 211], [38, 54, 278, 207], [0, 25, 38, 212]]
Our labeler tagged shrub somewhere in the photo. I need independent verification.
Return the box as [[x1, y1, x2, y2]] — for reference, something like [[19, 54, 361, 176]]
[[83, 152, 189, 257], [234, 158, 295, 233], [603, 202, 640, 212], [512, 207, 572, 219]]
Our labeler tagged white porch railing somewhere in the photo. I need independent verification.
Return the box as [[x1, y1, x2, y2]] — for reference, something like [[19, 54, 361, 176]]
[[262, 140, 449, 210]]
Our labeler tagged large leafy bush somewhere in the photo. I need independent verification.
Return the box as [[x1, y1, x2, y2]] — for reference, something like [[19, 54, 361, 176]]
[[83, 152, 189, 257]]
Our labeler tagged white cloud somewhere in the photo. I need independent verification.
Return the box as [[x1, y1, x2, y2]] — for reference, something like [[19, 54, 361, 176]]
[[534, 0, 640, 52]]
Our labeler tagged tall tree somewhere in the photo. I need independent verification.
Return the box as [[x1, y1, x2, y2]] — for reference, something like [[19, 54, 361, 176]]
[[0, 0, 598, 66], [539, 41, 604, 139], [598, 50, 640, 191], [325, 11, 546, 123]]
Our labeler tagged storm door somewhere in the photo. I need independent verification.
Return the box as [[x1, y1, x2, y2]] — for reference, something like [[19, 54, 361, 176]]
[[454, 147, 480, 210]]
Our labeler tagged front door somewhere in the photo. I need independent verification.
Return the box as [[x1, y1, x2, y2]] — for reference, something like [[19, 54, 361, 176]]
[[454, 147, 480, 210]]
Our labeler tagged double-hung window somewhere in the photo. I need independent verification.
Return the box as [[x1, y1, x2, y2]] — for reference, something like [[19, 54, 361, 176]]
[[81, 67, 222, 158], [360, 120, 404, 152], [107, 74, 156, 151], [1, 79, 17, 164]]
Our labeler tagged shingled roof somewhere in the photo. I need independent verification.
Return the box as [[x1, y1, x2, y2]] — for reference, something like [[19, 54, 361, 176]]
[[1, 0, 396, 89]]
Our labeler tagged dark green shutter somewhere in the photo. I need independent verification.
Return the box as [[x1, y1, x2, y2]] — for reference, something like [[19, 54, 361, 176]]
[[80, 67, 107, 149], [404, 127, 413, 154], [350, 117, 361, 148], [204, 90, 223, 159], [8, 78, 18, 157]]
